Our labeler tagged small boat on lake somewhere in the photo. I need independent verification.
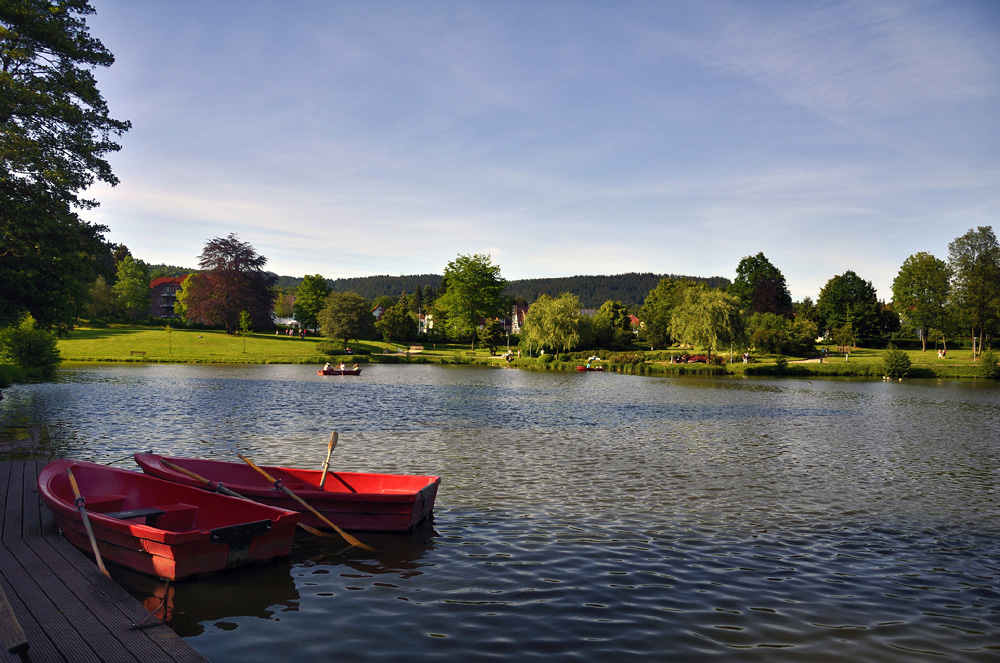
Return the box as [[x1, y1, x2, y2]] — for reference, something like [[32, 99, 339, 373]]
[[134, 453, 441, 533], [38, 459, 299, 580], [318, 368, 361, 375], [576, 365, 604, 372]]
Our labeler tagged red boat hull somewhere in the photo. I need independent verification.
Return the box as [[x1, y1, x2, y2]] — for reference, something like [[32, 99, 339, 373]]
[[39, 460, 299, 580], [134, 454, 440, 532], [318, 368, 361, 375], [576, 366, 604, 371]]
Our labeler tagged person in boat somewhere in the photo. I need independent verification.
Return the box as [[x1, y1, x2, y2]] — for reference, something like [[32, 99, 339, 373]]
[[352, 363, 359, 370], [339, 362, 346, 370], [323, 363, 331, 371]]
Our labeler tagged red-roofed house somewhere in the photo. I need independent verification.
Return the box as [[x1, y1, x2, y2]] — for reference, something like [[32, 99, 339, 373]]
[[149, 277, 185, 318]]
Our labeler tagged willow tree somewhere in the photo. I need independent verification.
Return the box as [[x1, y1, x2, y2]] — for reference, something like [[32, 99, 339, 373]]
[[669, 286, 746, 363], [639, 278, 694, 349], [521, 293, 581, 356]]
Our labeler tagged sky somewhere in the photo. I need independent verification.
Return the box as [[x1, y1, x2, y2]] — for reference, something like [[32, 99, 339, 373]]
[[81, 0, 1000, 301]]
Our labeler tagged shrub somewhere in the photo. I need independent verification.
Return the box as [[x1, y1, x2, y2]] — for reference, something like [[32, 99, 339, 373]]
[[881, 343, 912, 379], [978, 350, 1000, 379], [774, 356, 788, 374], [0, 315, 61, 377]]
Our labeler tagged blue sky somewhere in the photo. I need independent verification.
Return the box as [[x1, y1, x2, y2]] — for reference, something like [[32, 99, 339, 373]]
[[82, 0, 999, 301]]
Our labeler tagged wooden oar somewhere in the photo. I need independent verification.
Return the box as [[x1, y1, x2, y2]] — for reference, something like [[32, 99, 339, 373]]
[[318, 431, 338, 489], [66, 467, 110, 577], [159, 459, 339, 540], [238, 454, 377, 552]]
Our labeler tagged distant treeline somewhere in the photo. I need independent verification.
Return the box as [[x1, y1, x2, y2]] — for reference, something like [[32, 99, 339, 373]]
[[148, 265, 729, 309]]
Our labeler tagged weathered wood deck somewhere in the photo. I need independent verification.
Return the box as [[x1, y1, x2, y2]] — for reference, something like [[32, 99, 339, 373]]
[[0, 460, 209, 663]]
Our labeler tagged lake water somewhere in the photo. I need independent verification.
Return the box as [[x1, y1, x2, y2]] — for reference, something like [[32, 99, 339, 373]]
[[2, 364, 999, 662]]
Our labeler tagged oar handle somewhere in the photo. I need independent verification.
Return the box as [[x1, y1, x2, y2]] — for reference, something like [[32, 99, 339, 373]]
[[238, 454, 280, 486], [319, 431, 338, 489], [67, 466, 85, 505]]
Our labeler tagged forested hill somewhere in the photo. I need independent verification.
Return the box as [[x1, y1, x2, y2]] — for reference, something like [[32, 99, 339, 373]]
[[320, 272, 731, 308], [326, 274, 443, 299], [503, 273, 730, 308], [149, 265, 729, 309]]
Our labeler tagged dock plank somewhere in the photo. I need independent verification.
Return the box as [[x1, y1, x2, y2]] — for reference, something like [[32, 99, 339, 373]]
[[0, 461, 210, 663], [1, 462, 22, 542]]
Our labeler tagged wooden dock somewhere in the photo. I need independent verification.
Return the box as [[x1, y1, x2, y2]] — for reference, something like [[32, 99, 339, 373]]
[[0, 460, 209, 663]]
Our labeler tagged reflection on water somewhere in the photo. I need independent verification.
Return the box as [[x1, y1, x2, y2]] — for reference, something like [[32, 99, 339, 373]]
[[2, 365, 999, 662]]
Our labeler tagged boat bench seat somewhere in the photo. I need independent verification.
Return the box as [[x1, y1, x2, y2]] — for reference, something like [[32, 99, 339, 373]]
[[155, 503, 199, 531], [85, 495, 127, 512], [104, 507, 166, 525]]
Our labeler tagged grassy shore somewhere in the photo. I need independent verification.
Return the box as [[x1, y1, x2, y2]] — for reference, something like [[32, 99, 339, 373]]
[[48, 326, 994, 380]]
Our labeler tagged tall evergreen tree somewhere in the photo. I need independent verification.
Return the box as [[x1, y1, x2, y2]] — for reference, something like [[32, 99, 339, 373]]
[[1, 0, 130, 331], [730, 253, 793, 317]]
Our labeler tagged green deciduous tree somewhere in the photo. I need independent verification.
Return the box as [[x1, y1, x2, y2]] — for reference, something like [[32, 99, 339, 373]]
[[892, 252, 951, 351], [730, 253, 793, 317], [238, 309, 252, 353], [948, 227, 1000, 357], [84, 275, 115, 319], [273, 289, 295, 320], [817, 271, 880, 340], [112, 255, 148, 324], [375, 299, 412, 346], [748, 312, 789, 354], [592, 300, 630, 348], [521, 293, 581, 355], [436, 254, 506, 349], [293, 274, 330, 330], [669, 286, 746, 363], [639, 278, 693, 349], [318, 291, 374, 350]]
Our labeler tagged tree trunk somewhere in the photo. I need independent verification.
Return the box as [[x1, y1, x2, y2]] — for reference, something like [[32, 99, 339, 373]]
[[921, 328, 926, 352]]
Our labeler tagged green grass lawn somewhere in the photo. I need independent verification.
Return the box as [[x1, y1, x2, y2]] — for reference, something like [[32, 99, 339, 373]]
[[58, 327, 332, 363], [55, 327, 502, 365], [53, 327, 992, 379]]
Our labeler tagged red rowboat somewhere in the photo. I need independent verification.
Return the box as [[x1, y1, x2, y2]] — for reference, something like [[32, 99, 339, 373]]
[[318, 368, 361, 375], [38, 459, 300, 580], [576, 365, 604, 372], [134, 453, 440, 532]]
